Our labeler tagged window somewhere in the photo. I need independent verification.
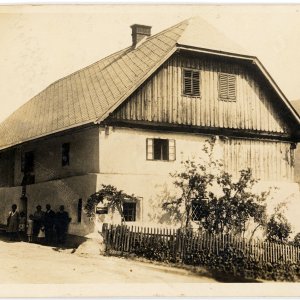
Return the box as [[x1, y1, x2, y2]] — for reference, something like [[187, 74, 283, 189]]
[[191, 201, 202, 221], [146, 138, 176, 161], [62, 143, 70, 166], [183, 69, 200, 96], [123, 202, 136, 222], [218, 73, 236, 101], [21, 151, 34, 173], [21, 151, 35, 185], [77, 199, 82, 223]]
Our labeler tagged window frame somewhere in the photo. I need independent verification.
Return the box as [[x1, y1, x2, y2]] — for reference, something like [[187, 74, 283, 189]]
[[123, 202, 137, 222], [182, 68, 201, 97], [218, 72, 237, 102], [146, 138, 176, 161], [21, 151, 34, 173], [191, 200, 202, 222], [62, 142, 70, 167], [77, 198, 82, 223]]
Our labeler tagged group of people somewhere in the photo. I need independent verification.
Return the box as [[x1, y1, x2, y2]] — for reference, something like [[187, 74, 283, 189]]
[[7, 203, 71, 245]]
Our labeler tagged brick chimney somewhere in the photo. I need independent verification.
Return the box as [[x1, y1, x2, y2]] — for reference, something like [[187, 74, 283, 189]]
[[131, 24, 152, 46]]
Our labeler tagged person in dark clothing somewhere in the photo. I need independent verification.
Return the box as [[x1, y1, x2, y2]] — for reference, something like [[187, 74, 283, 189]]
[[55, 205, 71, 244], [7, 204, 20, 241], [44, 204, 55, 245], [33, 205, 45, 242]]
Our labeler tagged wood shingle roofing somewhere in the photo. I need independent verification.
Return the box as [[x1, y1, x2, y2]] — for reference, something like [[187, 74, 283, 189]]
[[1, 17, 299, 150]]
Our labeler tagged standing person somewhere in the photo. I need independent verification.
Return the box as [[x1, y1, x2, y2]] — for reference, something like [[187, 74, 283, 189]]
[[33, 205, 44, 242], [44, 204, 55, 245], [7, 204, 20, 241], [27, 214, 34, 243], [55, 205, 71, 244]]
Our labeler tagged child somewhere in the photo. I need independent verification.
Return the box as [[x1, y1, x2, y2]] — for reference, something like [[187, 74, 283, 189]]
[[27, 214, 34, 243], [37, 225, 45, 244], [18, 211, 26, 241]]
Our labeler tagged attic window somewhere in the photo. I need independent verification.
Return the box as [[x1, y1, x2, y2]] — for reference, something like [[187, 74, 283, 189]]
[[218, 73, 237, 101], [183, 69, 200, 96]]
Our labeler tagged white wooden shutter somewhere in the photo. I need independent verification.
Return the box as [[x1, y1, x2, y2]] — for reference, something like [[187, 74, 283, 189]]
[[219, 73, 236, 101], [228, 74, 236, 100], [219, 73, 229, 99], [193, 71, 200, 96], [183, 69, 200, 96], [146, 138, 153, 160], [168, 139, 176, 161], [183, 70, 192, 95]]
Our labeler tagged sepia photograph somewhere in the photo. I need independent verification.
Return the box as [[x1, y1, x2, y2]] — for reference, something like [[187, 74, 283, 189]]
[[0, 3, 300, 297]]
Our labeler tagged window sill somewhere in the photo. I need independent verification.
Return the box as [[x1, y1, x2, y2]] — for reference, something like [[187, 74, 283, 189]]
[[182, 94, 201, 98], [218, 97, 237, 102], [146, 159, 176, 162]]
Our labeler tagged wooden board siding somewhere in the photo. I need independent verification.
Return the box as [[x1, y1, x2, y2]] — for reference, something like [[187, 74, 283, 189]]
[[112, 54, 288, 134], [223, 138, 294, 182]]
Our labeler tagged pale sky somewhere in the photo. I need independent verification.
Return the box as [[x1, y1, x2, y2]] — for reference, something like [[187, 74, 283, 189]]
[[0, 4, 300, 122]]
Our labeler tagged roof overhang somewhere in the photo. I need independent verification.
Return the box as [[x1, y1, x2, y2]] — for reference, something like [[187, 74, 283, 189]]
[[0, 121, 95, 152]]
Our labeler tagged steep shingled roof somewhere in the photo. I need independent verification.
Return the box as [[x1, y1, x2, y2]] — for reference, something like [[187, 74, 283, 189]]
[[0, 17, 298, 150], [0, 19, 188, 150]]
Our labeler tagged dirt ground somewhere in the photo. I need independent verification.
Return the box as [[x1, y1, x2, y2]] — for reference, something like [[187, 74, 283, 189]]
[[0, 236, 216, 284]]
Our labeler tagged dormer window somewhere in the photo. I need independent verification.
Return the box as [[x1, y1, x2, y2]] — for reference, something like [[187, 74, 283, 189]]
[[218, 73, 237, 101], [183, 69, 200, 96]]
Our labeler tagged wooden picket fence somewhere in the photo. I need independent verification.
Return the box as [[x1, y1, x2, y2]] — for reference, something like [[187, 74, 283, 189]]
[[102, 223, 300, 264]]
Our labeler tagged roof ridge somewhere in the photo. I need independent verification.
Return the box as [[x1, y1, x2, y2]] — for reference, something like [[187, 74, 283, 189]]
[[93, 19, 189, 79], [143, 18, 189, 44], [51, 45, 132, 85], [11, 19, 189, 112], [50, 19, 189, 86]]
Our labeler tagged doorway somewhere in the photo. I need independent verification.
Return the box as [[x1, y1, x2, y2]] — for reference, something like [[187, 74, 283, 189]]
[[20, 196, 28, 218]]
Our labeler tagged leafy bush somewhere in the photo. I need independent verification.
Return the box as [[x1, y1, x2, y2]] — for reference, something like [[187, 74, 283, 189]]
[[165, 138, 270, 236], [293, 233, 300, 247], [266, 204, 292, 244]]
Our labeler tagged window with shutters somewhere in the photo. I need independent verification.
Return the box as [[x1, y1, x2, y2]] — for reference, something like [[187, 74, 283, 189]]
[[183, 69, 200, 96], [218, 73, 237, 101], [146, 138, 176, 161]]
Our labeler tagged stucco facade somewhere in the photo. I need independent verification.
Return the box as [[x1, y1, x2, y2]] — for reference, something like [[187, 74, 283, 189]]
[[97, 126, 300, 231], [0, 124, 299, 236]]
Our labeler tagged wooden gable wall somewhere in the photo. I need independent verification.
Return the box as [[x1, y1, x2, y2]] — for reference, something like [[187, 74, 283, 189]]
[[223, 138, 294, 182], [112, 53, 289, 135]]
